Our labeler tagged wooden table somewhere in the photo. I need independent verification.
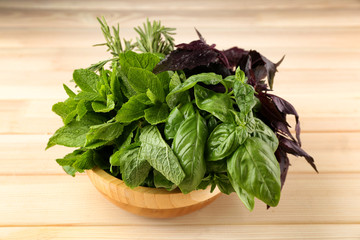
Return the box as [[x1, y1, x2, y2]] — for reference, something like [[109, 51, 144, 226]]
[[1, 0, 360, 239]]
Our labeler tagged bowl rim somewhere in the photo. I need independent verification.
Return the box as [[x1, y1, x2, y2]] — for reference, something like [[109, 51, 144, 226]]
[[88, 167, 194, 195]]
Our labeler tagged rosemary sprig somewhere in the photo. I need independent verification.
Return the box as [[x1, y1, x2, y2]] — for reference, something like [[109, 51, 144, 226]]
[[88, 17, 176, 72], [134, 19, 176, 55]]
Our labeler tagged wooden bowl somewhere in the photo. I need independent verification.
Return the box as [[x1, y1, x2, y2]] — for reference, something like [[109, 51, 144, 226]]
[[86, 167, 222, 218]]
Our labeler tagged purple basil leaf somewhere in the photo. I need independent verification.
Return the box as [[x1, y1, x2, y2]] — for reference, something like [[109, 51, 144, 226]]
[[269, 94, 301, 146], [222, 47, 247, 69], [275, 148, 290, 190], [278, 136, 318, 173], [257, 92, 288, 125], [274, 121, 297, 143]]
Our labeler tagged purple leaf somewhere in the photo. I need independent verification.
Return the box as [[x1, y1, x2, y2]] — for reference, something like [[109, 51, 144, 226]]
[[278, 136, 318, 173], [275, 148, 290, 190], [269, 94, 301, 146]]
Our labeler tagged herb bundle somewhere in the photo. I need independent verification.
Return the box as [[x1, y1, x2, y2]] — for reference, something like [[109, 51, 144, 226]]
[[47, 18, 317, 210]]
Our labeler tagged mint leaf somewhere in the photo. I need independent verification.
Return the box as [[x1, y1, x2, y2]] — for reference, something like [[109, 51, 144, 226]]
[[72, 150, 98, 172], [144, 103, 169, 125], [85, 122, 124, 149], [166, 72, 191, 109], [139, 126, 185, 185], [127, 67, 165, 102], [115, 94, 148, 123], [76, 100, 89, 121], [116, 146, 151, 188], [73, 69, 99, 93], [154, 170, 176, 190], [91, 94, 115, 113], [63, 84, 76, 98], [46, 113, 106, 149], [52, 98, 78, 124], [75, 91, 104, 101], [119, 51, 160, 75]]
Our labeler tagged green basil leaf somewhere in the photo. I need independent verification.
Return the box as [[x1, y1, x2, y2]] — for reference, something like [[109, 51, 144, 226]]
[[73, 69, 99, 93], [214, 173, 234, 195], [172, 111, 208, 193], [164, 103, 195, 140], [166, 72, 222, 104], [206, 159, 228, 173], [115, 94, 148, 123], [127, 67, 165, 102], [207, 123, 239, 161], [207, 116, 219, 133], [166, 72, 191, 109], [253, 118, 279, 152], [228, 173, 255, 211], [139, 126, 185, 185], [144, 103, 169, 125], [46, 113, 106, 149], [164, 107, 184, 140], [227, 137, 281, 207], [194, 84, 234, 123]]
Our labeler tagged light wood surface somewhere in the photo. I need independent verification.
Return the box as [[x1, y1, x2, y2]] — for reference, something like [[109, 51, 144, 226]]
[[0, 0, 359, 239]]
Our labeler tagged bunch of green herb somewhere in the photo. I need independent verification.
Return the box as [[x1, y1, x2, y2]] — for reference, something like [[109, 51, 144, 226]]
[[47, 18, 316, 211]]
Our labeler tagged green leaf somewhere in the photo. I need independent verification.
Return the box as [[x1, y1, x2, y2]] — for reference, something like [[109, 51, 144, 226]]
[[74, 91, 104, 102], [73, 69, 99, 93], [166, 72, 222, 104], [233, 69, 256, 115], [207, 116, 219, 133], [164, 107, 184, 140], [56, 149, 84, 167], [228, 173, 255, 211], [253, 118, 279, 152], [144, 103, 169, 125], [72, 150, 98, 172], [227, 137, 281, 207], [52, 98, 78, 123], [119, 51, 160, 75], [110, 63, 124, 105], [76, 100, 90, 121], [164, 103, 195, 140], [153, 170, 177, 190], [115, 145, 152, 188], [46, 113, 106, 149], [127, 67, 165, 102], [207, 123, 239, 161], [115, 94, 148, 123], [139, 126, 185, 185], [62, 166, 77, 177], [172, 111, 208, 193], [63, 84, 76, 98], [166, 72, 191, 109], [91, 94, 115, 113], [194, 84, 234, 123], [214, 173, 234, 195], [206, 159, 228, 173], [85, 122, 124, 149]]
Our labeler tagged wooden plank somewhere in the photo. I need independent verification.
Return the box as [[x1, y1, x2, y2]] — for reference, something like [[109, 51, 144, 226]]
[[0, 48, 359, 73], [1, 27, 359, 49], [1, 225, 360, 240], [1, 0, 359, 11], [1, 8, 360, 29], [0, 174, 359, 226], [0, 132, 359, 175]]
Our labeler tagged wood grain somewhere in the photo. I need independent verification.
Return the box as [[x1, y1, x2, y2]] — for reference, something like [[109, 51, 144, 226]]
[[0, 174, 359, 226], [1, 225, 360, 240], [1, 0, 359, 238]]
